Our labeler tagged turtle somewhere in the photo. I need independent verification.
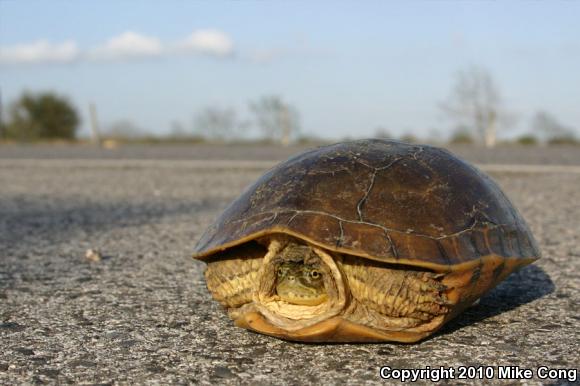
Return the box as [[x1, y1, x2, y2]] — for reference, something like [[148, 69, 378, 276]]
[[193, 139, 540, 343]]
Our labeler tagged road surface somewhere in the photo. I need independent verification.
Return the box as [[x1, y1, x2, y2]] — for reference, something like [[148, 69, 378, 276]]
[[0, 144, 578, 385]]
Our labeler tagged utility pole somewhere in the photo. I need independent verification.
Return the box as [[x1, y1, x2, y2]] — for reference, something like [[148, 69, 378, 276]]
[[280, 105, 291, 147], [484, 111, 497, 148], [89, 102, 101, 146]]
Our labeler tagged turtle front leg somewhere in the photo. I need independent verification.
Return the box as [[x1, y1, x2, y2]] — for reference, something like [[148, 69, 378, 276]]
[[204, 243, 265, 309]]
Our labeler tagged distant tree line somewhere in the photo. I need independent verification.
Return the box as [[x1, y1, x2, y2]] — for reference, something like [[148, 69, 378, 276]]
[[191, 95, 300, 145], [1, 84, 577, 146], [0, 91, 303, 145]]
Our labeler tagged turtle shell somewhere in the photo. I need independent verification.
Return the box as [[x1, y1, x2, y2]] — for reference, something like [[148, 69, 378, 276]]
[[193, 139, 540, 270]]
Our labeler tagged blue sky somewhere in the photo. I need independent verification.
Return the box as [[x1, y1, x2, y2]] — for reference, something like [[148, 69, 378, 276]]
[[1, 1, 579, 139]]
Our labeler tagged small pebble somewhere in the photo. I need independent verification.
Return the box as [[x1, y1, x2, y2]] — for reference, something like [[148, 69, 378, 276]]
[[85, 249, 102, 262]]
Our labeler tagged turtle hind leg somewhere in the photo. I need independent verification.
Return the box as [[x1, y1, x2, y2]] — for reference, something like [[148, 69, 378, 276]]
[[339, 255, 451, 332]]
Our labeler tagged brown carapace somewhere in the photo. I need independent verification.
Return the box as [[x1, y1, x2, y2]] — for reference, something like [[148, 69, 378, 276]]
[[193, 139, 540, 343]]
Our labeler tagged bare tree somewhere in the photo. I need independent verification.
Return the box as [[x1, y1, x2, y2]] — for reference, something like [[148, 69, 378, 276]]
[[249, 96, 300, 146], [193, 106, 239, 140], [440, 66, 513, 148], [531, 110, 576, 143]]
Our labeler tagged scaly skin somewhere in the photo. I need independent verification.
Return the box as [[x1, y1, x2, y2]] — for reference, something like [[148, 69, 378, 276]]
[[205, 237, 452, 341], [275, 262, 327, 306]]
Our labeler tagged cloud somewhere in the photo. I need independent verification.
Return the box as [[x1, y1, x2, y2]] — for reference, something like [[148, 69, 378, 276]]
[[0, 29, 235, 65], [88, 31, 163, 60], [0, 40, 79, 64], [177, 29, 234, 57], [88, 29, 234, 60]]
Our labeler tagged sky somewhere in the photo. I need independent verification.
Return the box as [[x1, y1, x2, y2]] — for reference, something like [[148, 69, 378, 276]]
[[1, 1, 579, 140]]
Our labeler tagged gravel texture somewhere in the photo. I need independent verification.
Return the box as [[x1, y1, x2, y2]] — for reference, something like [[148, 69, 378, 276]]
[[0, 144, 579, 385]]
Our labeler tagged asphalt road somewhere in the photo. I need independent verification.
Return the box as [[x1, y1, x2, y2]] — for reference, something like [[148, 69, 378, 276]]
[[1, 142, 580, 165], [0, 144, 579, 385]]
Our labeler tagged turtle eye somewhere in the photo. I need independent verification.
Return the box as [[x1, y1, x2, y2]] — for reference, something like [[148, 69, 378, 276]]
[[310, 270, 321, 279]]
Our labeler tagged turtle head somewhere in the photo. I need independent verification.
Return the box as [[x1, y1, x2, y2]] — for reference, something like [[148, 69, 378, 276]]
[[275, 262, 327, 306], [241, 237, 348, 338], [272, 243, 328, 306]]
